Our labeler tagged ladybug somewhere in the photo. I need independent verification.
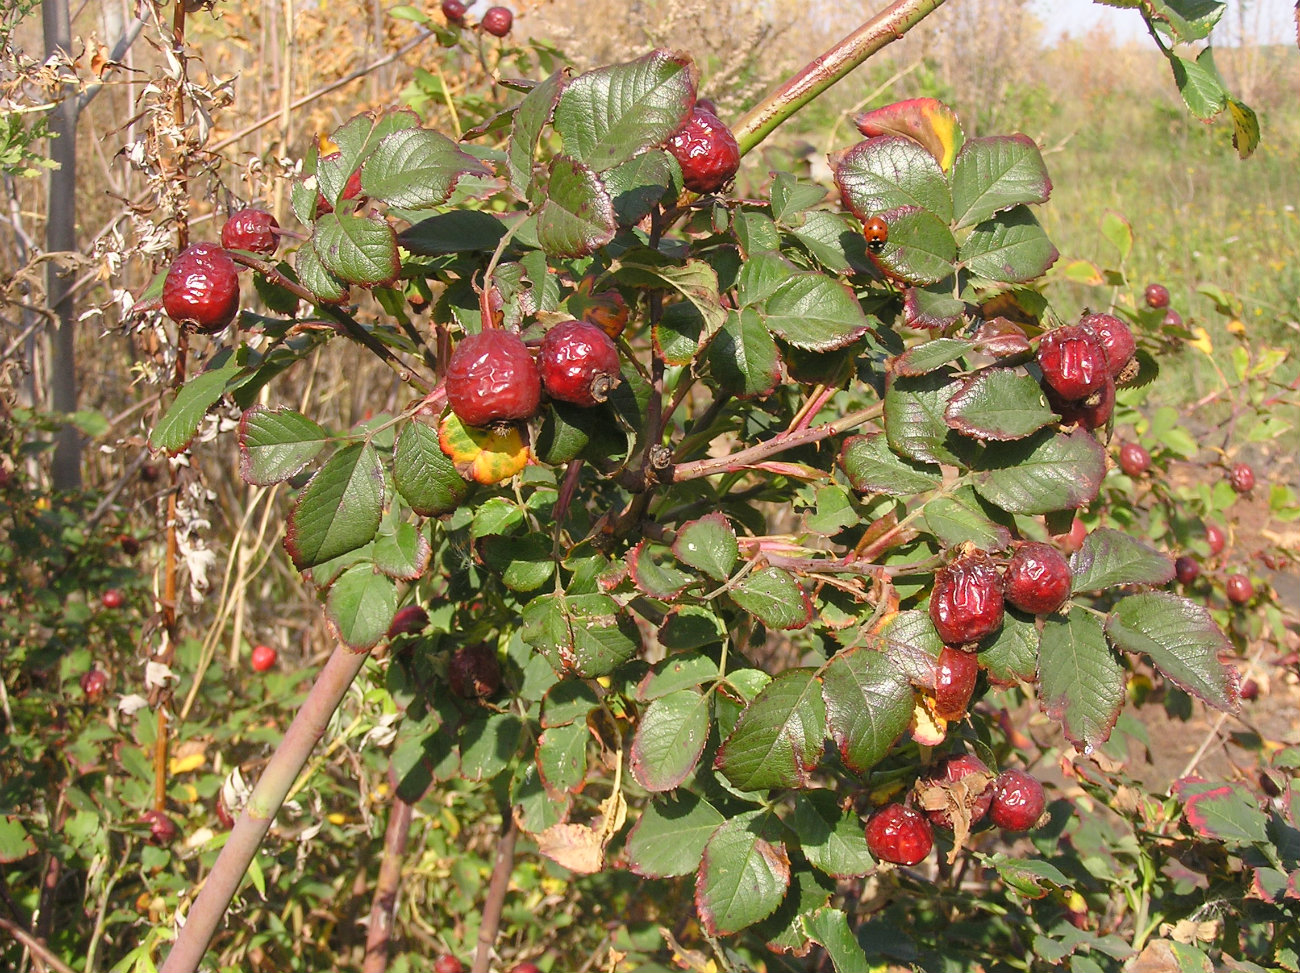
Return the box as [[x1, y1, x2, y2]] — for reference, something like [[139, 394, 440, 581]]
[[864, 216, 889, 253]]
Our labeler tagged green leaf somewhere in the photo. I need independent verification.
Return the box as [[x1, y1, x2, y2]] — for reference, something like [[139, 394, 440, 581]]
[[602, 150, 674, 226], [806, 484, 859, 536], [873, 205, 958, 286], [980, 609, 1040, 685], [822, 644, 914, 774], [770, 171, 831, 224], [537, 721, 589, 797], [535, 155, 616, 258], [737, 249, 797, 307], [716, 668, 825, 791], [840, 433, 942, 497], [672, 513, 738, 581], [615, 250, 727, 341], [733, 211, 782, 255], [237, 406, 329, 486], [1069, 527, 1175, 593], [507, 68, 565, 197], [791, 790, 875, 878], [802, 908, 871, 973], [959, 206, 1059, 284], [945, 368, 1056, 441], [884, 368, 965, 467], [373, 522, 430, 581], [392, 418, 469, 517], [0, 816, 36, 862], [636, 652, 720, 700], [520, 591, 641, 678], [923, 491, 1012, 552], [628, 541, 697, 599], [512, 760, 570, 835], [630, 689, 711, 792], [1176, 780, 1268, 845], [150, 363, 247, 455], [835, 135, 953, 225], [731, 566, 813, 631], [480, 533, 556, 592], [902, 282, 967, 330], [325, 563, 398, 649], [471, 496, 523, 539], [1100, 210, 1132, 263], [460, 712, 523, 782], [295, 239, 348, 303], [989, 853, 1071, 898], [973, 427, 1106, 514], [1170, 47, 1228, 120], [708, 308, 781, 399], [626, 792, 724, 878], [361, 127, 492, 209], [949, 135, 1052, 229], [312, 212, 399, 286], [658, 606, 727, 651], [695, 814, 791, 936], [398, 210, 508, 255], [285, 442, 384, 570], [893, 338, 975, 377], [552, 49, 695, 172], [1105, 592, 1238, 712], [317, 109, 419, 205], [535, 399, 607, 465], [762, 272, 872, 351], [789, 210, 873, 275], [541, 680, 600, 727], [1150, 0, 1227, 42], [1037, 609, 1125, 752]]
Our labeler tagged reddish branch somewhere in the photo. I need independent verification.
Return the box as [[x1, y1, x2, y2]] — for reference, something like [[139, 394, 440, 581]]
[[362, 796, 415, 973], [471, 815, 519, 973]]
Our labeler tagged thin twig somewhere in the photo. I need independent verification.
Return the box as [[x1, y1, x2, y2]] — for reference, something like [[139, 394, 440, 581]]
[[0, 915, 77, 973], [362, 796, 415, 973], [471, 815, 519, 973]]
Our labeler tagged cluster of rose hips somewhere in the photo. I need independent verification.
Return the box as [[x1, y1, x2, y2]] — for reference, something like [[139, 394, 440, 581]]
[[1036, 311, 1137, 430], [1144, 281, 1183, 329], [440, 0, 514, 37], [160, 208, 281, 333]]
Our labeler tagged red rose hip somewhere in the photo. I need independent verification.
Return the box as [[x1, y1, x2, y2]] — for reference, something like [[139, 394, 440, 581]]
[[141, 809, 180, 846], [448, 644, 501, 699], [221, 208, 280, 257], [1037, 325, 1109, 401], [441, 0, 466, 23], [539, 320, 622, 407], [929, 548, 1005, 647], [163, 243, 241, 333], [865, 803, 933, 865], [1004, 541, 1072, 615], [445, 329, 541, 427], [1144, 283, 1170, 309], [1174, 556, 1200, 585], [101, 589, 125, 610], [1205, 522, 1226, 556], [1047, 376, 1114, 430], [1118, 442, 1151, 477], [434, 957, 466, 973], [80, 668, 110, 702], [933, 646, 980, 721], [667, 105, 740, 194], [1228, 462, 1255, 494], [989, 769, 1045, 832], [922, 753, 994, 830], [481, 6, 512, 36], [1078, 312, 1136, 378], [1225, 573, 1253, 605], [250, 644, 277, 672]]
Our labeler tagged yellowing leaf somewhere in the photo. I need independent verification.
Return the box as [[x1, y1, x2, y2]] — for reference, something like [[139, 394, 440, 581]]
[[1189, 326, 1214, 356], [1226, 318, 1246, 335], [437, 412, 531, 485], [169, 752, 205, 775], [318, 133, 340, 155], [327, 812, 347, 825], [910, 694, 948, 746]]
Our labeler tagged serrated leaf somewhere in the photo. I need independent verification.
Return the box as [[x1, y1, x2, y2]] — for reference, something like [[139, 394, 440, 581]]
[[1179, 781, 1268, 845], [311, 212, 399, 286], [508, 68, 566, 197], [990, 853, 1070, 898], [802, 907, 871, 973], [762, 272, 871, 351], [630, 689, 711, 792], [1228, 98, 1259, 159], [771, 171, 831, 223], [923, 492, 1012, 552], [325, 563, 398, 649], [460, 712, 523, 782], [150, 363, 247, 454], [540, 680, 600, 727], [822, 644, 914, 774], [872, 205, 958, 286], [884, 367, 965, 467], [1037, 609, 1125, 751], [285, 442, 384, 570], [791, 791, 875, 878], [316, 109, 419, 205], [959, 206, 1059, 284], [627, 792, 725, 878], [294, 238, 349, 303], [373, 522, 430, 580], [521, 591, 641, 678], [536, 155, 616, 258], [0, 817, 36, 863], [538, 720, 589, 797], [238, 406, 329, 486], [806, 484, 858, 536], [637, 653, 720, 700], [1170, 47, 1228, 120], [973, 427, 1106, 514], [392, 418, 469, 517], [835, 135, 953, 224], [1069, 527, 1175, 593], [716, 668, 825, 791], [755, 867, 833, 955], [853, 97, 965, 171], [1100, 210, 1132, 262], [398, 210, 509, 255], [789, 210, 873, 275], [552, 49, 695, 172], [708, 307, 781, 398], [672, 513, 737, 581], [602, 150, 674, 225], [361, 127, 492, 209], [980, 609, 1040, 685], [1150, 0, 1226, 41], [949, 135, 1052, 229], [437, 412, 530, 485], [945, 368, 1055, 441], [628, 541, 697, 599], [658, 606, 727, 651], [695, 815, 791, 936], [894, 339, 975, 376], [840, 433, 942, 497], [1105, 592, 1238, 712], [731, 567, 812, 631], [479, 533, 556, 592]]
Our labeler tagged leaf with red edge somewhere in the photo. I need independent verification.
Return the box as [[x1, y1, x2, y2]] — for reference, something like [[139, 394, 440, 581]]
[[903, 284, 967, 331], [673, 512, 738, 581], [949, 134, 1053, 229], [1070, 528, 1176, 593], [716, 668, 825, 791], [835, 137, 953, 226], [437, 412, 530, 485], [628, 541, 697, 599], [822, 645, 914, 774], [973, 427, 1106, 514], [945, 368, 1056, 441], [238, 406, 330, 486], [626, 792, 724, 878], [731, 567, 813, 631], [853, 98, 965, 171], [629, 689, 710, 792], [695, 814, 791, 936], [536, 155, 617, 258], [1037, 608, 1124, 751], [870, 205, 957, 286], [312, 212, 400, 286], [1176, 780, 1268, 845]]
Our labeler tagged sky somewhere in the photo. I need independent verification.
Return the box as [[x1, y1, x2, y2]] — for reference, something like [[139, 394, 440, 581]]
[[1032, 0, 1296, 46]]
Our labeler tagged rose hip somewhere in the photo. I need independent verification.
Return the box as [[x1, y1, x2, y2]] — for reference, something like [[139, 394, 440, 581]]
[[989, 769, 1045, 832], [1004, 541, 1072, 615], [865, 803, 933, 865], [445, 329, 541, 427], [929, 548, 1005, 647], [1037, 325, 1110, 401]]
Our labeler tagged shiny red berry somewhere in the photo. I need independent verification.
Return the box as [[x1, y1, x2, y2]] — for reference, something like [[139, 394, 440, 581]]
[[250, 644, 277, 672], [1078, 312, 1136, 378], [929, 549, 1005, 647], [864, 216, 889, 254], [1225, 573, 1254, 605], [1228, 462, 1255, 494], [667, 105, 740, 194], [445, 329, 541, 427], [1004, 541, 1072, 615], [923, 753, 994, 830], [80, 668, 110, 702], [162, 243, 241, 333], [1144, 283, 1170, 309], [1174, 556, 1200, 585], [539, 320, 622, 407], [865, 803, 933, 865], [933, 646, 979, 721], [481, 6, 513, 36], [441, 0, 466, 23], [1205, 522, 1227, 556], [101, 588, 125, 610], [1037, 325, 1109, 401], [1047, 375, 1114, 430], [508, 965, 542, 973], [387, 604, 429, 638], [448, 644, 501, 699], [221, 208, 280, 257], [141, 809, 180, 846], [434, 957, 466, 973], [1162, 308, 1182, 329], [989, 769, 1045, 832], [1118, 442, 1151, 477]]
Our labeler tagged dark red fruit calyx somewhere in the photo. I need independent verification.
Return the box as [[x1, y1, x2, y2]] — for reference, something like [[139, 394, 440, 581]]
[[250, 644, 277, 672], [141, 809, 180, 846], [929, 547, 1005, 647], [101, 589, 125, 610], [932, 646, 980, 721], [387, 604, 429, 638], [539, 319, 622, 407], [1078, 312, 1136, 378], [1144, 282, 1170, 308], [448, 644, 502, 699], [221, 208, 280, 257], [1047, 375, 1114, 430], [441, 0, 467, 23], [1004, 541, 1072, 616], [922, 753, 994, 830], [1225, 573, 1254, 605], [434, 957, 467, 973], [667, 105, 741, 194], [80, 668, 110, 702], [481, 5, 513, 36], [445, 329, 541, 427], [989, 769, 1045, 832], [162, 243, 241, 334], [865, 803, 934, 865], [1174, 556, 1200, 585], [1037, 325, 1109, 401], [1228, 462, 1255, 494], [1205, 522, 1227, 556], [1118, 442, 1151, 477]]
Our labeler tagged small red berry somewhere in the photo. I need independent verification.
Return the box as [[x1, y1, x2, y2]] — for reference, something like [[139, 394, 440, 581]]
[[481, 5, 513, 36], [1037, 325, 1109, 401], [1205, 522, 1227, 556], [1174, 556, 1200, 585], [929, 548, 1005, 647], [162, 243, 241, 334], [989, 769, 1045, 832], [445, 329, 541, 427], [250, 644, 278, 672], [441, 0, 467, 23], [539, 320, 622, 407], [1228, 462, 1255, 494], [1225, 573, 1254, 605], [141, 809, 180, 846], [864, 216, 889, 254], [1162, 308, 1182, 329], [101, 589, 125, 610], [1144, 283, 1170, 309], [80, 668, 110, 702], [865, 803, 933, 865], [508, 964, 542, 973], [118, 533, 140, 556], [1078, 312, 1136, 378], [1004, 541, 1072, 615], [387, 604, 429, 638], [932, 646, 979, 721], [1240, 678, 1260, 701], [667, 105, 740, 194], [221, 208, 280, 257], [1117, 442, 1151, 477], [434, 957, 466, 973], [448, 644, 501, 699], [923, 753, 994, 830]]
